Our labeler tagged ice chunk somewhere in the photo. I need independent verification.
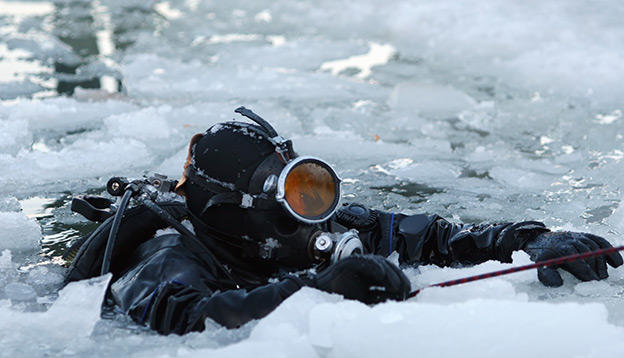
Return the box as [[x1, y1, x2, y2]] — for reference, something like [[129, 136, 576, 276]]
[[0, 137, 151, 192], [0, 119, 30, 156], [104, 106, 171, 139], [391, 161, 463, 182], [5, 35, 80, 67], [122, 54, 378, 102], [152, 147, 188, 178], [0, 96, 138, 133], [387, 81, 476, 118], [0, 274, 111, 357], [308, 300, 367, 351], [4, 282, 36, 301], [44, 274, 112, 337], [416, 278, 527, 304], [26, 266, 64, 287], [489, 166, 555, 190], [319, 42, 395, 79], [0, 212, 41, 252], [386, 251, 400, 266], [0, 80, 43, 100], [181, 288, 339, 358], [251, 287, 342, 339], [0, 197, 21, 212], [177, 333, 318, 358], [0, 249, 15, 289], [0, 249, 12, 269], [308, 299, 624, 357], [575, 281, 614, 297]]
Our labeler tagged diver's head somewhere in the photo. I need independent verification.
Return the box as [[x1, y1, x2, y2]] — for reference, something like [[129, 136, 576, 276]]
[[176, 107, 341, 268]]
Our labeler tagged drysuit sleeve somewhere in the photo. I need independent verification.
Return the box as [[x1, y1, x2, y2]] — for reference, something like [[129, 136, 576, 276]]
[[109, 234, 303, 335], [389, 214, 550, 266], [333, 203, 550, 266], [135, 278, 303, 335]]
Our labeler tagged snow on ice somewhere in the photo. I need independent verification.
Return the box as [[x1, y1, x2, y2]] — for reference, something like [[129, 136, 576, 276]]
[[1, 0, 624, 357]]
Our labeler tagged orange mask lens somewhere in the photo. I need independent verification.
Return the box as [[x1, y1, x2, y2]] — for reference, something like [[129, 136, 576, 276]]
[[284, 162, 338, 219]]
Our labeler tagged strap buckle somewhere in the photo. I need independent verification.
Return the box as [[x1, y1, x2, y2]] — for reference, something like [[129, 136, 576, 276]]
[[240, 193, 254, 208]]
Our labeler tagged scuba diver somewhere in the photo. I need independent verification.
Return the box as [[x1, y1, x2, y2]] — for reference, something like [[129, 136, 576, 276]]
[[64, 107, 623, 335]]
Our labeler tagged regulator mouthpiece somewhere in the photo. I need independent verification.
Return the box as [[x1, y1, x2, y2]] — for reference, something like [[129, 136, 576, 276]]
[[312, 229, 363, 264]]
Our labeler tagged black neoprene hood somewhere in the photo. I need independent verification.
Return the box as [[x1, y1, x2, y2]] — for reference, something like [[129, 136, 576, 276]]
[[184, 121, 290, 222], [192, 122, 279, 192]]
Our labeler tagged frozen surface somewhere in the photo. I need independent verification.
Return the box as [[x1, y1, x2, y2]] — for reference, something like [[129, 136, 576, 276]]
[[2, 0, 624, 356], [0, 212, 41, 251], [0, 274, 111, 357]]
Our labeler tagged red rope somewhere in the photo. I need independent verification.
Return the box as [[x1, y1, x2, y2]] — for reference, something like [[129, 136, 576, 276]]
[[408, 244, 624, 298]]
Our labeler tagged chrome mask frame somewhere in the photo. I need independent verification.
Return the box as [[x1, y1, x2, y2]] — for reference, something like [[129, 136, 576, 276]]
[[273, 156, 342, 224]]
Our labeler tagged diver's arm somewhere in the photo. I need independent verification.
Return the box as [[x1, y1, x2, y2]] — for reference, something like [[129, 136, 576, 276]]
[[386, 213, 623, 286], [333, 203, 549, 265], [335, 203, 623, 286], [138, 278, 302, 334], [389, 215, 550, 266]]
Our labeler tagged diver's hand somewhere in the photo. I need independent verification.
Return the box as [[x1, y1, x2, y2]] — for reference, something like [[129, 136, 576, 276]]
[[307, 255, 410, 304], [523, 232, 623, 287]]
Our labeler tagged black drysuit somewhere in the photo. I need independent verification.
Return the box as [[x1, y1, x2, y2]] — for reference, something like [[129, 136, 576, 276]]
[[64, 202, 549, 335]]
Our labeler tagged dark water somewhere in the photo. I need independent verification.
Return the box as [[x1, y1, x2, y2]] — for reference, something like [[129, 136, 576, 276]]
[[18, 193, 99, 261]]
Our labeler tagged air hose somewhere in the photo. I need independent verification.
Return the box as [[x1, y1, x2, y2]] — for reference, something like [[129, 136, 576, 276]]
[[139, 196, 237, 282], [100, 187, 134, 276], [140, 198, 197, 241]]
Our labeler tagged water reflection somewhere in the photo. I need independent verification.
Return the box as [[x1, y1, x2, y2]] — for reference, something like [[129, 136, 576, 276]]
[[19, 193, 99, 258], [0, 0, 160, 97], [51, 0, 102, 94]]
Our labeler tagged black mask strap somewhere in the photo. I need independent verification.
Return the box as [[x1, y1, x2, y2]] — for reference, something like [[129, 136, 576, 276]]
[[200, 192, 277, 213], [235, 106, 279, 137], [235, 106, 296, 162], [186, 164, 279, 214]]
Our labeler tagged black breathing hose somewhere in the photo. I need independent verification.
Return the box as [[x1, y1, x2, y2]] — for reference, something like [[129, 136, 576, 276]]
[[100, 188, 133, 276], [140, 197, 237, 282], [141, 198, 197, 241]]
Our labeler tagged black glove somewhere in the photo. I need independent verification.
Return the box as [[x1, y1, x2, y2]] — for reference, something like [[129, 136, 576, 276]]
[[305, 255, 410, 304], [523, 231, 623, 287]]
